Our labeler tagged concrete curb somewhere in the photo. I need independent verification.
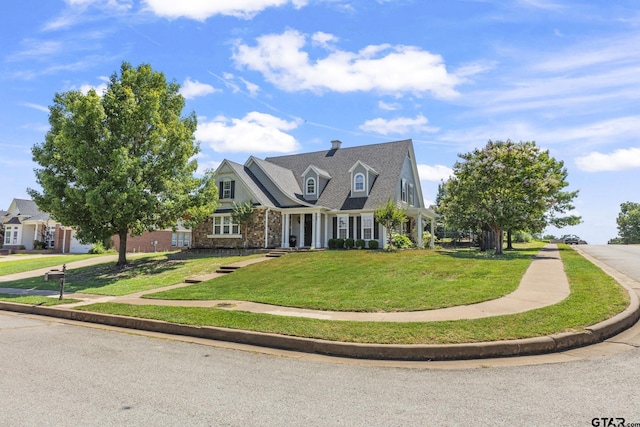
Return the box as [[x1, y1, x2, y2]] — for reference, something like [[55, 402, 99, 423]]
[[1, 287, 638, 360]]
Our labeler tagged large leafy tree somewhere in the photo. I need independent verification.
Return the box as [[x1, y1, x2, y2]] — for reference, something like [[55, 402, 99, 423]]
[[616, 202, 640, 244], [439, 140, 580, 254], [29, 62, 218, 266]]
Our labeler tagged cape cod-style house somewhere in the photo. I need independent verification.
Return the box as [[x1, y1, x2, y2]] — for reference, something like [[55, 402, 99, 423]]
[[1, 198, 92, 253], [193, 139, 437, 250]]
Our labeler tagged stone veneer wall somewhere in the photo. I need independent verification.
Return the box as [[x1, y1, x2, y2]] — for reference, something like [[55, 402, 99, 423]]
[[193, 209, 283, 249]]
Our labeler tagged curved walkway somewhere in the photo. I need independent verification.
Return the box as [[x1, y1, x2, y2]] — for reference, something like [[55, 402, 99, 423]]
[[10, 244, 571, 321]]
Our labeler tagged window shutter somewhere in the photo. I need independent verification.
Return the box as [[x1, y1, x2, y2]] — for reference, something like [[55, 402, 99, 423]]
[[356, 216, 362, 239], [218, 182, 223, 198], [349, 216, 354, 239], [374, 219, 379, 239], [332, 217, 337, 239], [230, 181, 236, 199]]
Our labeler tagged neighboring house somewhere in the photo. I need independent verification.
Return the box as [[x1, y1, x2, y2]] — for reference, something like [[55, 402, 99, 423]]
[[111, 224, 192, 253], [193, 139, 437, 249], [1, 198, 91, 253]]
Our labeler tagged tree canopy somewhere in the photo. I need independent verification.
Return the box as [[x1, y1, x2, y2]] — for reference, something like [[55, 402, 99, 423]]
[[439, 140, 580, 254], [29, 62, 218, 265], [231, 200, 256, 248], [616, 202, 640, 244], [374, 198, 407, 241]]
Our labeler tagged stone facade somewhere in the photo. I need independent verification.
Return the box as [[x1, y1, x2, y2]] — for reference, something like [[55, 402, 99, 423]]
[[193, 208, 283, 249]]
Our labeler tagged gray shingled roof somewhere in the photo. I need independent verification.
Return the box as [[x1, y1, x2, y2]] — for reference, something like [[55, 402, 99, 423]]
[[226, 160, 278, 208], [265, 139, 413, 211], [248, 157, 307, 205], [9, 199, 53, 222]]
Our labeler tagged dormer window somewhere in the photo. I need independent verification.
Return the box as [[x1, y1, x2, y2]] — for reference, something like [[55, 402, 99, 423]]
[[306, 177, 316, 195], [221, 179, 235, 199], [354, 173, 365, 192]]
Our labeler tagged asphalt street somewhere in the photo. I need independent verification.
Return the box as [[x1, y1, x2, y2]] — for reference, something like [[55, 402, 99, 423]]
[[1, 244, 639, 426]]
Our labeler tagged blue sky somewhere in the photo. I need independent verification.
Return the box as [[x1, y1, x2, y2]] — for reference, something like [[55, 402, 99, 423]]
[[2, 0, 639, 244]]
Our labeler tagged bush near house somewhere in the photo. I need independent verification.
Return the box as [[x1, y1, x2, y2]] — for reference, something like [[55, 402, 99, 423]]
[[367, 240, 379, 249], [355, 239, 365, 249], [345, 238, 355, 249]]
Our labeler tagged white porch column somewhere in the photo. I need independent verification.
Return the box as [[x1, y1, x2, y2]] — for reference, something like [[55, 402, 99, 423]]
[[283, 213, 290, 248], [324, 214, 329, 248], [61, 227, 67, 254], [315, 212, 322, 248], [417, 213, 423, 248]]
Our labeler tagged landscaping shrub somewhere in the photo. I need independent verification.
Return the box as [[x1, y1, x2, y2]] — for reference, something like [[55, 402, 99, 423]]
[[390, 233, 413, 249], [367, 240, 379, 249], [355, 239, 365, 249], [345, 238, 355, 249], [334, 238, 345, 249], [328, 238, 336, 249]]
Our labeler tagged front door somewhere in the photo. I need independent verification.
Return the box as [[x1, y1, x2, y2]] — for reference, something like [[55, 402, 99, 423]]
[[304, 214, 313, 247]]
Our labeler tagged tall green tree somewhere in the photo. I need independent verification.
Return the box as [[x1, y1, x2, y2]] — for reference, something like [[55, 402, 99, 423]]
[[439, 140, 580, 254], [616, 202, 640, 244], [29, 62, 218, 266], [231, 200, 256, 248], [374, 198, 407, 242]]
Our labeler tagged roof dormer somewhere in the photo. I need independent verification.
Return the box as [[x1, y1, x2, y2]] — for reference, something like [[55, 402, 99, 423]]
[[301, 165, 331, 200], [348, 160, 378, 197]]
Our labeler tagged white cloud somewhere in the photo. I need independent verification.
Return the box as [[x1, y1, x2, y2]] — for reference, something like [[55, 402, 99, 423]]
[[21, 103, 50, 113], [417, 164, 453, 182], [196, 112, 301, 153], [143, 0, 308, 20], [180, 78, 218, 99], [575, 147, 640, 172], [233, 30, 463, 98], [378, 100, 401, 111], [359, 114, 438, 135]]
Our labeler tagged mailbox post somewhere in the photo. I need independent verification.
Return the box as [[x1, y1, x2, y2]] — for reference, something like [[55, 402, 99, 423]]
[[44, 264, 67, 300]]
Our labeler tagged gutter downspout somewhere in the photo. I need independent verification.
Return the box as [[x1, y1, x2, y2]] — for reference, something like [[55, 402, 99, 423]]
[[264, 208, 270, 248]]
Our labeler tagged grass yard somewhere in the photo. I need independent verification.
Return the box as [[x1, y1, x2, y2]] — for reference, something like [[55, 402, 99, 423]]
[[0, 293, 79, 306], [0, 252, 262, 296], [145, 243, 545, 312], [76, 245, 629, 344], [0, 254, 101, 276]]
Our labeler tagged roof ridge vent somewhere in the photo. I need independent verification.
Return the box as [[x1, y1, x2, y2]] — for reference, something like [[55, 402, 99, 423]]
[[331, 140, 342, 150]]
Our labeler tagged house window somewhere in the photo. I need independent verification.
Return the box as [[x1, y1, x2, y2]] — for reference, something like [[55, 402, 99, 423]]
[[213, 216, 240, 236], [4, 227, 11, 245], [306, 177, 316, 195], [46, 226, 56, 249], [222, 180, 232, 199], [354, 173, 365, 192], [401, 179, 407, 203], [172, 232, 191, 247], [338, 215, 348, 239], [408, 183, 414, 206], [361, 214, 373, 240]]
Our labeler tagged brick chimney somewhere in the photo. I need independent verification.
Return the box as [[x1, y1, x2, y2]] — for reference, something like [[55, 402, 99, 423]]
[[331, 140, 342, 150]]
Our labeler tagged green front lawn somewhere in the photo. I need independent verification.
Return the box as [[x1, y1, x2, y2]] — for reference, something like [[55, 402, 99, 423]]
[[146, 243, 544, 312], [0, 293, 79, 306], [0, 254, 101, 276], [76, 246, 629, 344], [0, 252, 262, 296]]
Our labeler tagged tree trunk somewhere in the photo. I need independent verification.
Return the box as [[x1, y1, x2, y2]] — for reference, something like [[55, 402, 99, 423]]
[[117, 230, 128, 266], [494, 228, 504, 255], [506, 230, 513, 250]]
